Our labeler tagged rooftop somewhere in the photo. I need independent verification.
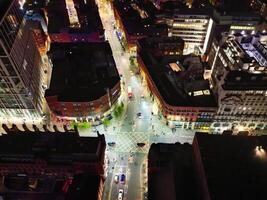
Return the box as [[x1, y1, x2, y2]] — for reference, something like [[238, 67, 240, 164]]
[[113, 0, 167, 36], [66, 174, 102, 200], [45, 42, 120, 102], [138, 38, 217, 108], [47, 0, 103, 35], [223, 70, 267, 90], [0, 132, 105, 163], [0, 173, 102, 200], [194, 133, 267, 200], [148, 143, 197, 200], [138, 36, 184, 50]]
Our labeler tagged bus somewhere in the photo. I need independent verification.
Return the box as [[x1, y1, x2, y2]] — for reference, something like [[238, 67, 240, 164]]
[[128, 86, 132, 98]]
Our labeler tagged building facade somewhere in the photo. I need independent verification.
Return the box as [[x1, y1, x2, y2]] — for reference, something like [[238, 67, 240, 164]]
[[0, 128, 106, 200], [137, 37, 217, 130], [0, 0, 45, 120], [45, 42, 121, 122], [167, 9, 214, 54], [208, 32, 267, 132]]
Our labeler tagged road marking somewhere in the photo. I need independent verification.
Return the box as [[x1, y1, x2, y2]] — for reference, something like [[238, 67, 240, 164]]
[[107, 161, 117, 200]]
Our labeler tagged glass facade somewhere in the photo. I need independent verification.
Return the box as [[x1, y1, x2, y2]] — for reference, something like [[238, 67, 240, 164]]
[[0, 0, 43, 119]]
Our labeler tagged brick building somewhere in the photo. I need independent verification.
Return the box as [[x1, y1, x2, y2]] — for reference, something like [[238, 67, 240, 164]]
[[45, 42, 121, 122], [0, 127, 106, 200]]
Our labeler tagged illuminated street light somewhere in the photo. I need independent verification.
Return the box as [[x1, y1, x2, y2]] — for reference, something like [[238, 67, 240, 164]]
[[255, 145, 266, 158]]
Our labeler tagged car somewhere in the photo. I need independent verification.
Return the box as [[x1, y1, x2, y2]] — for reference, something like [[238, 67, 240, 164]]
[[137, 112, 142, 116], [137, 142, 146, 147], [118, 189, 124, 200], [114, 175, 119, 183], [108, 142, 116, 147], [120, 174, 126, 184], [107, 114, 113, 120]]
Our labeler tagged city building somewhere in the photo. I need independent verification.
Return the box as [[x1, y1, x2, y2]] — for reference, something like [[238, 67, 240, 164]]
[[46, 0, 104, 43], [148, 133, 267, 200], [0, 173, 104, 200], [65, 173, 104, 200], [193, 132, 267, 200], [45, 42, 121, 122], [212, 10, 260, 35], [195, 0, 260, 32], [156, 8, 214, 54], [192, 0, 251, 12], [0, 128, 106, 200], [208, 32, 267, 132], [188, 0, 260, 54], [112, 0, 168, 53], [148, 143, 197, 200], [137, 37, 217, 130], [0, 0, 46, 120], [249, 0, 267, 20]]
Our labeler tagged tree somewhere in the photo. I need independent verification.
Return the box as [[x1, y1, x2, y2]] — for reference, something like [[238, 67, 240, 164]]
[[70, 121, 91, 130], [102, 118, 110, 128], [112, 102, 124, 119], [113, 109, 119, 119], [121, 37, 128, 51], [129, 56, 135, 66], [129, 56, 139, 74]]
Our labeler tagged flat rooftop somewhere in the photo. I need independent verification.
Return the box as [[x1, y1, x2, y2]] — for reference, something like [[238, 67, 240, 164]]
[[138, 42, 217, 107], [223, 70, 267, 90], [195, 133, 267, 200], [113, 0, 167, 36], [0, 133, 105, 163], [138, 36, 184, 50], [47, 0, 103, 35], [148, 143, 197, 200], [66, 174, 101, 200], [46, 42, 120, 102]]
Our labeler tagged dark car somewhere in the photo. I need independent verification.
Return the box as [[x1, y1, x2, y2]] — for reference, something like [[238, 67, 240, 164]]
[[120, 174, 126, 184], [137, 143, 146, 147], [108, 142, 116, 147], [107, 114, 113, 120]]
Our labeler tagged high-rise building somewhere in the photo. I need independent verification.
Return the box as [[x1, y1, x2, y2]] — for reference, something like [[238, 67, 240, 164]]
[[208, 32, 267, 132], [0, 0, 46, 120], [168, 9, 214, 54]]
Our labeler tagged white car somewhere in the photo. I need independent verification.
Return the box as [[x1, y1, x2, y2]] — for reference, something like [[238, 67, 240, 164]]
[[118, 189, 124, 200], [114, 174, 119, 183]]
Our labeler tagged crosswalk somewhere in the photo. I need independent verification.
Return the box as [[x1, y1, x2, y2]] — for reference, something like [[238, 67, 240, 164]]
[[106, 132, 149, 153], [105, 131, 194, 153]]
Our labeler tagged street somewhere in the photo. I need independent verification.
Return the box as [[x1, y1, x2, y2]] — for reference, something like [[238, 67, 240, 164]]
[[85, 1, 196, 200]]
